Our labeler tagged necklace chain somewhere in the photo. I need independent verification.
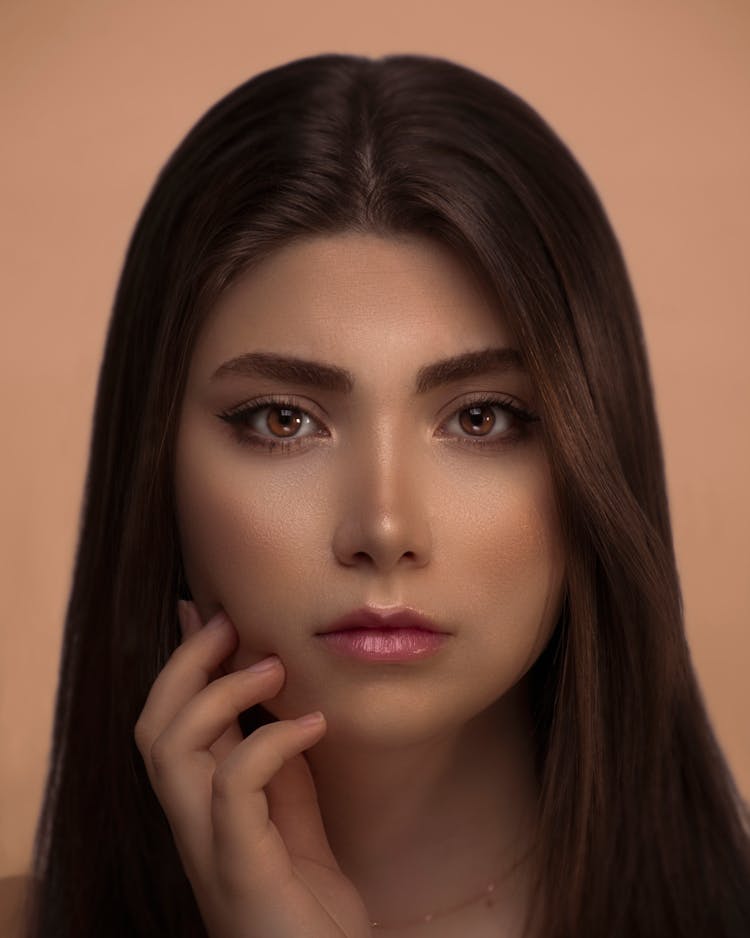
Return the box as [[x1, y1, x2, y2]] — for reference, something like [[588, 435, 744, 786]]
[[367, 839, 537, 931], [369, 878, 497, 929]]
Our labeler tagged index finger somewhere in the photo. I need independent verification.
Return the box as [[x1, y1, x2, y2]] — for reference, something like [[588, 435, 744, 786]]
[[134, 612, 237, 752]]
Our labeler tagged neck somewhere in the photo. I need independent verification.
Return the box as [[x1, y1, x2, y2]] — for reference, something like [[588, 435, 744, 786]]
[[304, 678, 542, 934]]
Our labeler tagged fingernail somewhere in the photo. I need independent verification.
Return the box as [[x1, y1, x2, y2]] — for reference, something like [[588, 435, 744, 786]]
[[246, 655, 280, 672], [296, 711, 325, 727], [205, 611, 229, 631], [177, 600, 189, 637]]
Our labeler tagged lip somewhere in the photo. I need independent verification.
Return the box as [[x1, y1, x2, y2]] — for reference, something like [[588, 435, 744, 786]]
[[317, 627, 449, 661], [315, 606, 450, 635], [315, 606, 451, 662]]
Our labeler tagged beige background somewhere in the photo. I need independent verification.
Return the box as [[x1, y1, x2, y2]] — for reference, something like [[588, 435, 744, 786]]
[[1, 0, 748, 878]]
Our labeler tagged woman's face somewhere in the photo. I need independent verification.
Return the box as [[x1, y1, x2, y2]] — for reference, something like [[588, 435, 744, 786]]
[[174, 232, 566, 745]]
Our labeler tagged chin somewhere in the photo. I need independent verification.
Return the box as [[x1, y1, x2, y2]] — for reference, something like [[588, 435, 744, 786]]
[[303, 689, 476, 750]]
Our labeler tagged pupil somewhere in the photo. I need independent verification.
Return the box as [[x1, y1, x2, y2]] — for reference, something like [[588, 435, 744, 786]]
[[469, 408, 484, 427], [269, 406, 302, 436], [460, 405, 494, 436]]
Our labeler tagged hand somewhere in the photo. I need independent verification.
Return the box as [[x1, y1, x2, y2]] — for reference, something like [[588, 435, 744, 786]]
[[134, 601, 373, 938]]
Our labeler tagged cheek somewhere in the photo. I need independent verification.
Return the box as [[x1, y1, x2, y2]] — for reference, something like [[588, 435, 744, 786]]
[[444, 465, 565, 679], [175, 420, 566, 699], [175, 449, 323, 625]]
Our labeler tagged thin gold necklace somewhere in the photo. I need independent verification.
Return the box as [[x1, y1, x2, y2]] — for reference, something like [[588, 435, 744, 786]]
[[367, 839, 538, 930]]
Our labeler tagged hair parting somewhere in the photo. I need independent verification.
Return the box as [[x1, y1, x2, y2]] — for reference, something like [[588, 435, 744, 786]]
[[24, 53, 750, 938]]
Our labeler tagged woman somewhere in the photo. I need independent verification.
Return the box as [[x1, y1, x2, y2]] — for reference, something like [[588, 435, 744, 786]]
[[21, 53, 750, 937]]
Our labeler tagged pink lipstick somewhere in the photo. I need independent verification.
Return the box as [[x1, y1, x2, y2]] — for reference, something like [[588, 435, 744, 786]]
[[315, 606, 451, 661]]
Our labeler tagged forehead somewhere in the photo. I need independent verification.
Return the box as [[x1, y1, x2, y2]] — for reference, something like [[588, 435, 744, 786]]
[[193, 232, 514, 372]]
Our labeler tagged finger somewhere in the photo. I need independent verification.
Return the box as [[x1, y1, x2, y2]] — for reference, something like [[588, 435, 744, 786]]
[[153, 662, 285, 767], [175, 602, 259, 765], [265, 751, 342, 871], [209, 711, 328, 893], [177, 599, 199, 642], [181, 601, 229, 683], [208, 710, 246, 768], [144, 662, 287, 879], [134, 613, 238, 762]]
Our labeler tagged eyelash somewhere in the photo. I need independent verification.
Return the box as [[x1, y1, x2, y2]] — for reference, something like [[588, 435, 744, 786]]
[[216, 393, 540, 454]]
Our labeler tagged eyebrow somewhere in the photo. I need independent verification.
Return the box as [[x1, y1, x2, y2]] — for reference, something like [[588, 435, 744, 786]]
[[211, 346, 526, 394]]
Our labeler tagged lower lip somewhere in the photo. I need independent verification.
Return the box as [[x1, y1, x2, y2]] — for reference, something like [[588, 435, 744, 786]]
[[316, 628, 449, 661]]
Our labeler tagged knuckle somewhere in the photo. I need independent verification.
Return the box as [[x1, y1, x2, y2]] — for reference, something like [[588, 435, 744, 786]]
[[169, 641, 190, 666], [210, 723, 284, 800], [238, 723, 283, 766], [244, 720, 278, 749], [148, 734, 176, 776], [211, 764, 240, 801], [133, 718, 151, 753]]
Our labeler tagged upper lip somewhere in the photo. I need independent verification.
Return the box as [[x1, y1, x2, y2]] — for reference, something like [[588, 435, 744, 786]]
[[316, 606, 449, 635]]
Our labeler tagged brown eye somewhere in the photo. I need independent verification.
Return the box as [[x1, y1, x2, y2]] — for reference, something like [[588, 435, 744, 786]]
[[439, 396, 536, 448], [266, 405, 304, 437], [458, 405, 503, 437], [217, 395, 326, 451]]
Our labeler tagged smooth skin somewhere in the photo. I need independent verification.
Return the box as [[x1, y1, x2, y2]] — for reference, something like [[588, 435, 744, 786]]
[[137, 232, 566, 938], [134, 603, 373, 938]]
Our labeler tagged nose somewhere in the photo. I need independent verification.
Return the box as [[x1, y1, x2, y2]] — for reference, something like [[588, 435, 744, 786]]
[[331, 430, 432, 572]]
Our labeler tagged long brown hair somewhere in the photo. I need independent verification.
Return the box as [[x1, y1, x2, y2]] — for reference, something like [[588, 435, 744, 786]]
[[25, 53, 750, 937]]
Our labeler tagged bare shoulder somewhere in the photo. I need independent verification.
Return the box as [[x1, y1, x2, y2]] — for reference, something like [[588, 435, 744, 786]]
[[0, 875, 31, 938]]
